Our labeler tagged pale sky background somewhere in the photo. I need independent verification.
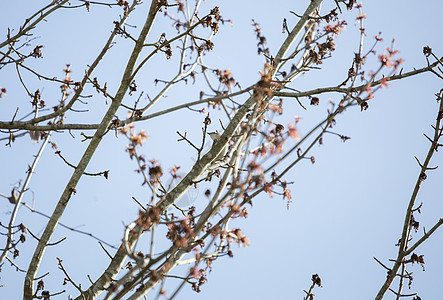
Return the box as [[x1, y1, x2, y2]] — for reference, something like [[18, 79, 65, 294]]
[[1, 1, 442, 299]]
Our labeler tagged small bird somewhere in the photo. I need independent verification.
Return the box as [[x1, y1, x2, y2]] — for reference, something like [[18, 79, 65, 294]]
[[28, 130, 40, 142], [208, 131, 227, 162]]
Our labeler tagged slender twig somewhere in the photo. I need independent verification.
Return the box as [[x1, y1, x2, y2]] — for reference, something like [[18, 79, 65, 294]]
[[55, 151, 110, 177], [99, 241, 113, 260], [21, 201, 118, 249], [57, 257, 85, 298], [131, 15, 210, 81], [5, 256, 26, 272], [0, 0, 70, 49], [404, 218, 443, 256], [2, 1, 141, 130], [373, 256, 391, 271]]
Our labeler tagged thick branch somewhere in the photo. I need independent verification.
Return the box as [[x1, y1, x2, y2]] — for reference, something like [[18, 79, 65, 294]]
[[375, 97, 443, 300], [0, 87, 253, 132], [274, 0, 323, 72], [274, 60, 440, 99], [23, 1, 159, 298]]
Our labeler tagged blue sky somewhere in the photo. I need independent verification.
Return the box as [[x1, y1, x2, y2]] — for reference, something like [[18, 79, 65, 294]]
[[1, 1, 442, 299]]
